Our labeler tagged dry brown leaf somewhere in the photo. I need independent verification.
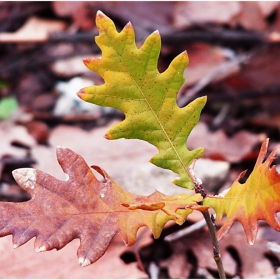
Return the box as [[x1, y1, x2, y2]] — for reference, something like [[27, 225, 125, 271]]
[[0, 235, 147, 278], [158, 222, 276, 278], [0, 124, 35, 158], [50, 55, 95, 77], [268, 4, 280, 30], [182, 43, 229, 88], [173, 1, 278, 32], [188, 122, 261, 163], [53, 1, 173, 31], [33, 122, 156, 180], [160, 229, 237, 278], [173, 2, 240, 30], [220, 224, 276, 278], [227, 46, 280, 91], [25, 121, 49, 145], [0, 122, 41, 223], [52, 2, 95, 30], [257, 1, 279, 17], [251, 113, 280, 131], [230, 2, 267, 31], [0, 16, 67, 43]]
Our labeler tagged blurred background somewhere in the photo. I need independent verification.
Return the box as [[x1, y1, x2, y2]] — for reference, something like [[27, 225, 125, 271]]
[[1, 1, 280, 278]]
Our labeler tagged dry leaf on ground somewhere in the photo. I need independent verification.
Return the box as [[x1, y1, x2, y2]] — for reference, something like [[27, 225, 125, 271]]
[[0, 235, 147, 278], [53, 1, 173, 31], [173, 1, 279, 32], [0, 16, 67, 43], [182, 43, 230, 88], [188, 122, 261, 163], [0, 125, 35, 158], [230, 2, 280, 31], [226, 46, 280, 91], [173, 2, 240, 29], [158, 222, 275, 278], [0, 124, 35, 178], [230, 2, 267, 31], [0, 125, 36, 158], [32, 123, 159, 190], [257, 1, 279, 17]]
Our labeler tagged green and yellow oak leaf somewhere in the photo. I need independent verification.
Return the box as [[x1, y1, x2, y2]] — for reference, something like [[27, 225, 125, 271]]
[[204, 139, 280, 244], [77, 11, 206, 189], [0, 146, 206, 267]]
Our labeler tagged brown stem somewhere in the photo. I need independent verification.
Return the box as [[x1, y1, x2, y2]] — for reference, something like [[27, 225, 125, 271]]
[[193, 180, 225, 278], [202, 210, 226, 279]]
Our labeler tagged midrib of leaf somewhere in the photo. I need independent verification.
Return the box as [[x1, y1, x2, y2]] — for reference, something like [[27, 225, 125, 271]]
[[108, 30, 193, 184]]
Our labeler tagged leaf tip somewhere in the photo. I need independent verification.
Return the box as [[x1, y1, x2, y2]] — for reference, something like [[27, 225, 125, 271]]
[[104, 133, 112, 140], [125, 21, 133, 29], [35, 245, 47, 253], [202, 95, 207, 103], [77, 87, 86, 99], [255, 138, 270, 166], [153, 30, 160, 36], [79, 257, 91, 267], [12, 168, 36, 190], [56, 145, 67, 149], [83, 58, 91, 65], [183, 50, 188, 58], [96, 10, 106, 19]]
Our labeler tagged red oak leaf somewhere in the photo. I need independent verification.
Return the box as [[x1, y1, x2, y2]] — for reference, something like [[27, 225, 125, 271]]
[[0, 146, 204, 267]]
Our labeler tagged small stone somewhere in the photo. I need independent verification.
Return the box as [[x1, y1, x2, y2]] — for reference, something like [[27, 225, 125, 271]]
[[193, 158, 230, 193]]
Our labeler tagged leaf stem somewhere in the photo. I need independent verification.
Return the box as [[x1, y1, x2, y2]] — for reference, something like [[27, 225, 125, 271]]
[[192, 173, 225, 277], [202, 210, 226, 279]]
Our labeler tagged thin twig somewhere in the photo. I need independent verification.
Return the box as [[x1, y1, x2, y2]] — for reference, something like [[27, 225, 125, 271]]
[[186, 168, 226, 278], [202, 210, 226, 279], [161, 29, 280, 45], [1, 27, 280, 45]]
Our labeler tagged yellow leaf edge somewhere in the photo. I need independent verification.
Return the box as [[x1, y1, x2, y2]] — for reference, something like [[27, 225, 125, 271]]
[[203, 138, 280, 244]]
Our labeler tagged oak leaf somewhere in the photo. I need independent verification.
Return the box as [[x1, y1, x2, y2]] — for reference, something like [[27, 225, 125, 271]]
[[77, 11, 206, 189], [204, 139, 280, 244], [0, 146, 205, 267]]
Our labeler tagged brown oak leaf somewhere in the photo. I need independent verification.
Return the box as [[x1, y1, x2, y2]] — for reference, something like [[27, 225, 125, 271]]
[[0, 146, 204, 267]]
